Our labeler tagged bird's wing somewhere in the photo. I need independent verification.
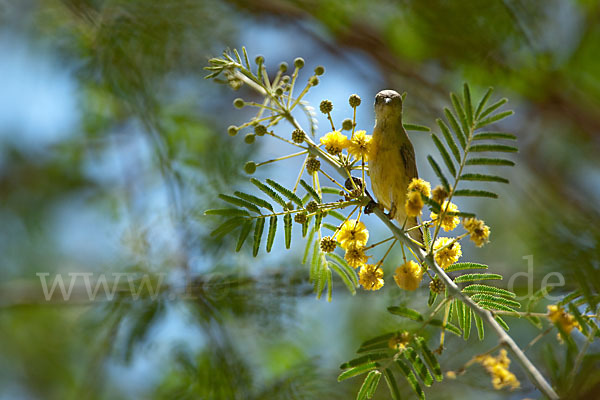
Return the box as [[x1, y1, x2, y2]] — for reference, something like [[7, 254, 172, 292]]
[[400, 142, 418, 179]]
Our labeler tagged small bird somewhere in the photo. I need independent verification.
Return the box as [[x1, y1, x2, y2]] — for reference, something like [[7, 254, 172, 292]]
[[369, 89, 423, 243]]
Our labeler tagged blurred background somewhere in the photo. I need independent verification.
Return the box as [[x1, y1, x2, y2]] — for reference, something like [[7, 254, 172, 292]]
[[1, 0, 599, 399]]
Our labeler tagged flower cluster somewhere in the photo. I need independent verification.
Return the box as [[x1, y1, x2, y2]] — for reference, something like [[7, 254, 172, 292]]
[[463, 217, 491, 247], [394, 261, 424, 291], [319, 129, 372, 161], [358, 264, 384, 291], [476, 350, 520, 390], [430, 201, 460, 232], [547, 305, 580, 336], [433, 237, 462, 269]]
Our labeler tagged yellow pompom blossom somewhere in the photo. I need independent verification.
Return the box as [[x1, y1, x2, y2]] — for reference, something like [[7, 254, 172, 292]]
[[388, 331, 411, 351], [547, 305, 579, 335], [433, 237, 462, 269], [408, 178, 431, 198], [431, 185, 449, 204], [359, 264, 384, 291], [405, 190, 424, 217], [394, 261, 424, 291], [319, 131, 348, 155], [337, 219, 369, 250], [344, 245, 369, 269], [463, 217, 491, 247], [430, 201, 460, 232], [477, 350, 520, 390], [347, 130, 372, 161]]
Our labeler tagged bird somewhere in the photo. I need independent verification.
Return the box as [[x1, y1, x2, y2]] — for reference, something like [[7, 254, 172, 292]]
[[369, 89, 423, 243]]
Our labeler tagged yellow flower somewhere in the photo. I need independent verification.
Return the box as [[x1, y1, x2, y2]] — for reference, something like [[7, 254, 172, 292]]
[[547, 305, 579, 335], [359, 264, 384, 290], [388, 331, 411, 350], [408, 178, 431, 198], [477, 350, 520, 390], [394, 261, 424, 291], [337, 219, 369, 250], [405, 190, 424, 217], [431, 185, 448, 204], [430, 201, 460, 232], [347, 130, 372, 161], [463, 217, 491, 247], [344, 245, 369, 269], [320, 131, 348, 155], [433, 237, 462, 269]]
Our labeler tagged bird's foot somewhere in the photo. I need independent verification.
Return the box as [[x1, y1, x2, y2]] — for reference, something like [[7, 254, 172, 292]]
[[364, 200, 378, 215], [387, 203, 397, 220]]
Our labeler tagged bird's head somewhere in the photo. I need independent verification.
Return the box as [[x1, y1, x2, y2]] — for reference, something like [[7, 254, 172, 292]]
[[374, 90, 403, 121]]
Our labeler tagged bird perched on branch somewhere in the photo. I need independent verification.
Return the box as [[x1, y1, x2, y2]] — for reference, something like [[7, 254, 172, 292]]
[[369, 89, 423, 243]]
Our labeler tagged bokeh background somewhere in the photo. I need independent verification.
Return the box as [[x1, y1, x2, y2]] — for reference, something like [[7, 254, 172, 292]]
[[1, 0, 599, 399]]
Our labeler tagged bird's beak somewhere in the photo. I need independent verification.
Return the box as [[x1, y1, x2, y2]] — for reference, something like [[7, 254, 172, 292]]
[[384, 97, 392, 105]]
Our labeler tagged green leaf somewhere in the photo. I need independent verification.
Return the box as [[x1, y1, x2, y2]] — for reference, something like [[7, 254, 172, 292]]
[[302, 216, 310, 237], [316, 261, 327, 299], [451, 92, 470, 137], [478, 300, 518, 313], [415, 337, 443, 382], [475, 87, 493, 118], [234, 191, 274, 211], [341, 353, 390, 369], [460, 173, 509, 183], [427, 156, 450, 191], [431, 134, 456, 176], [462, 284, 516, 298], [455, 299, 465, 330], [463, 308, 472, 340], [358, 371, 381, 400], [473, 132, 517, 141], [477, 98, 507, 120], [284, 213, 292, 249], [328, 210, 346, 221], [204, 208, 250, 217], [322, 186, 342, 195], [218, 194, 261, 213], [436, 119, 461, 163], [470, 294, 521, 309], [253, 218, 265, 257], [396, 360, 425, 400], [383, 368, 402, 400], [303, 228, 315, 264], [210, 217, 243, 238], [236, 221, 252, 252], [328, 253, 359, 287], [444, 107, 467, 149], [466, 158, 515, 166], [266, 178, 303, 207], [568, 303, 589, 336], [475, 110, 514, 129], [242, 46, 251, 70], [474, 312, 485, 340], [388, 306, 424, 321], [315, 212, 324, 230], [453, 189, 498, 198], [557, 290, 581, 307], [300, 179, 322, 203], [469, 144, 518, 153], [358, 333, 396, 351], [404, 348, 434, 387], [404, 123, 431, 132], [454, 273, 503, 283], [250, 178, 288, 208], [323, 222, 338, 231], [338, 362, 379, 381], [495, 315, 510, 331], [428, 319, 462, 336], [444, 262, 488, 272], [428, 289, 437, 307], [266, 216, 277, 253], [310, 240, 320, 282], [463, 83, 473, 127], [326, 267, 333, 302], [328, 261, 357, 295]]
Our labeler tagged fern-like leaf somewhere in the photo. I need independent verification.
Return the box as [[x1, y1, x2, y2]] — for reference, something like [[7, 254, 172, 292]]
[[475, 110, 514, 129], [460, 173, 509, 183], [474, 312, 485, 340], [234, 191, 274, 211], [415, 337, 443, 382], [388, 306, 424, 321], [469, 144, 518, 153], [444, 262, 488, 272], [470, 294, 521, 309], [205, 208, 250, 217], [218, 194, 261, 213], [475, 87, 493, 118], [453, 189, 498, 198], [383, 368, 402, 400], [284, 213, 292, 249], [473, 132, 517, 141], [266, 178, 303, 207], [466, 157, 515, 166], [404, 348, 434, 387], [432, 134, 456, 176], [300, 179, 321, 203], [236, 221, 252, 252], [463, 83, 474, 127], [427, 156, 450, 191], [477, 97, 507, 120], [266, 216, 277, 252], [338, 362, 379, 382], [451, 92, 469, 136], [454, 273, 502, 283], [444, 107, 467, 148], [250, 178, 288, 208], [462, 284, 516, 298], [210, 217, 244, 238], [396, 360, 425, 400], [252, 218, 265, 257], [436, 118, 461, 163], [404, 123, 431, 132]]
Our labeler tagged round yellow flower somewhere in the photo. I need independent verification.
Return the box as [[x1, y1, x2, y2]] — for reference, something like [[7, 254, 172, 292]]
[[337, 219, 369, 250], [319, 131, 348, 155], [405, 190, 424, 217], [388, 331, 411, 350], [359, 264, 384, 291], [407, 178, 431, 198], [347, 130, 372, 161], [344, 245, 369, 269], [463, 217, 491, 247], [433, 237, 462, 269], [477, 350, 520, 390], [431, 185, 449, 204], [547, 305, 579, 334], [430, 201, 460, 232], [394, 261, 424, 291]]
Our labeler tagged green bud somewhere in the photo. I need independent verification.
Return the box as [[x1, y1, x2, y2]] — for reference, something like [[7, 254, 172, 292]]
[[227, 125, 239, 136], [244, 133, 256, 144], [255, 55, 264, 64], [275, 87, 284, 96], [314, 65, 325, 75], [309, 76, 319, 86], [294, 57, 305, 68], [319, 100, 333, 114], [279, 62, 288, 72], [292, 129, 305, 143], [342, 118, 354, 131], [244, 161, 257, 174], [254, 124, 267, 136], [281, 75, 290, 84], [233, 98, 245, 109], [349, 94, 361, 108]]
